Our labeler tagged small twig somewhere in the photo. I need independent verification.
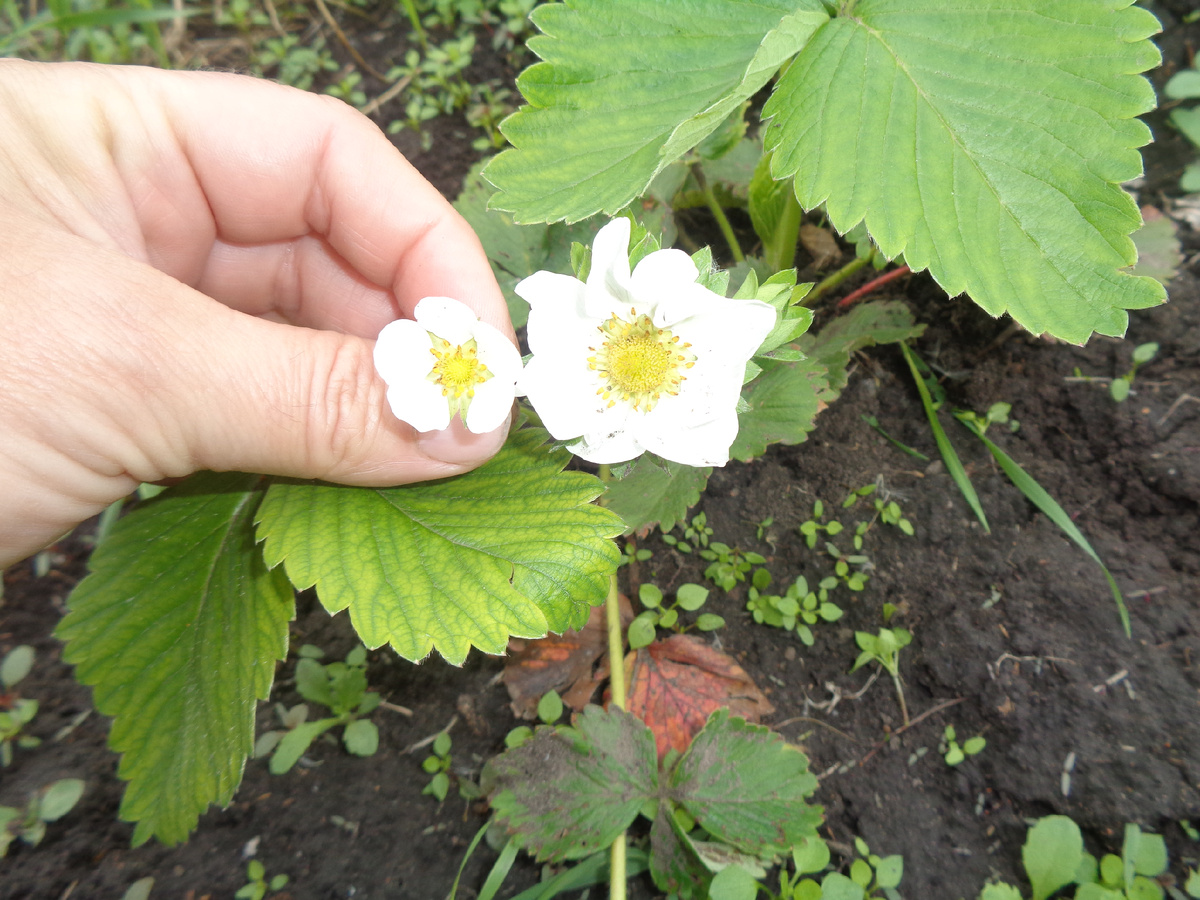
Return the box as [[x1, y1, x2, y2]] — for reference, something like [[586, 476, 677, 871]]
[[261, 0, 285, 36], [402, 715, 457, 755], [312, 0, 388, 81], [773, 715, 861, 744], [1158, 392, 1200, 427], [855, 697, 965, 768], [359, 73, 413, 117], [380, 699, 413, 716], [836, 264, 911, 308]]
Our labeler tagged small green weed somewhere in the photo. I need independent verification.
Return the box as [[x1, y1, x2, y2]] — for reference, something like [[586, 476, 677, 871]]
[[421, 730, 453, 801], [235, 859, 289, 900], [1110, 342, 1159, 403], [940, 725, 986, 766], [798, 499, 844, 549], [746, 570, 842, 647], [701, 542, 766, 591], [629, 583, 723, 649], [0, 778, 85, 857], [254, 645, 380, 775], [978, 815, 1198, 900], [851, 627, 912, 726], [662, 511, 714, 554], [1, 645, 40, 766]]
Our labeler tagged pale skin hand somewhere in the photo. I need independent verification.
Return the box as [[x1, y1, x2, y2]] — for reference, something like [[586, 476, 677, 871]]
[[0, 60, 516, 567]]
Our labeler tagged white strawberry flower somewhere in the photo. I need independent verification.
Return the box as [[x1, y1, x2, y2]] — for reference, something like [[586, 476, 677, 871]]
[[515, 218, 776, 467], [373, 296, 520, 434]]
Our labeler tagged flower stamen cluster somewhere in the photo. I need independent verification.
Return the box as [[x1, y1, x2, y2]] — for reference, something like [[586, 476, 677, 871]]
[[429, 336, 491, 401], [588, 310, 695, 412]]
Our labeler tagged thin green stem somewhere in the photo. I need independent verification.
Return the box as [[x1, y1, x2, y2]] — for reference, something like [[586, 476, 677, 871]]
[[691, 164, 744, 264], [398, 0, 428, 52], [803, 250, 874, 306], [889, 671, 910, 727], [765, 189, 802, 273], [597, 464, 627, 900]]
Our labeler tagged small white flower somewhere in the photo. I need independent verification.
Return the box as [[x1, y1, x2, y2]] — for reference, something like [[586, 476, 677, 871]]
[[373, 296, 520, 434], [515, 218, 776, 467]]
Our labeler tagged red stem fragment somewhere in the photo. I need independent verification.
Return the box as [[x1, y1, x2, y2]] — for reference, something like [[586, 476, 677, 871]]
[[837, 264, 911, 309]]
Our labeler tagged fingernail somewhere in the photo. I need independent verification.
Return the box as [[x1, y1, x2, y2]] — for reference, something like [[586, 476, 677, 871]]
[[417, 414, 509, 465]]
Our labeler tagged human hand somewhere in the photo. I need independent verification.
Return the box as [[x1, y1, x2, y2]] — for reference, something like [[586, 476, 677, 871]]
[[0, 60, 515, 567]]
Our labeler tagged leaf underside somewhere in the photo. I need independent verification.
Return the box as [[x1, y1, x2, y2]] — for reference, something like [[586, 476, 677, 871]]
[[486, 0, 1163, 343], [255, 427, 623, 665], [603, 456, 712, 536], [57, 473, 294, 846]]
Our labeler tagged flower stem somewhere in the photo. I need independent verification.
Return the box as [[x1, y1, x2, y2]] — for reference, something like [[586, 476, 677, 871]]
[[691, 164, 744, 264], [765, 189, 802, 273], [803, 249, 875, 306], [597, 465, 628, 900]]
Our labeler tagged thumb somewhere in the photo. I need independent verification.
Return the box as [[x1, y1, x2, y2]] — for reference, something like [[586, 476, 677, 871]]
[[148, 272, 513, 485]]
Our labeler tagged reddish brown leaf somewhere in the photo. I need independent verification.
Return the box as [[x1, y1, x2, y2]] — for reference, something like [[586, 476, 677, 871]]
[[503, 595, 633, 718], [623, 634, 774, 760]]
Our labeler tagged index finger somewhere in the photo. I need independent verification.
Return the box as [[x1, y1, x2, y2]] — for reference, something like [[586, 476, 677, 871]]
[[112, 64, 512, 339]]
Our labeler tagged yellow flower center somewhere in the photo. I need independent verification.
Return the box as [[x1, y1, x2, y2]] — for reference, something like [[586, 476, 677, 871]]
[[588, 311, 695, 412], [428, 336, 491, 405]]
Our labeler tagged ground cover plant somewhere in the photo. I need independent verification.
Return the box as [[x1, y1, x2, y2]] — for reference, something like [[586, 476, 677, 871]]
[[2, 1, 1200, 898]]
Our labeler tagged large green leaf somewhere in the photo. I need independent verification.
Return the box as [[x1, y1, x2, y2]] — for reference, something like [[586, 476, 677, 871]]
[[731, 356, 828, 462], [57, 473, 293, 846], [669, 710, 821, 858], [797, 300, 925, 398], [484, 0, 830, 222], [603, 456, 712, 536], [255, 427, 623, 664], [484, 705, 659, 861], [764, 0, 1163, 342]]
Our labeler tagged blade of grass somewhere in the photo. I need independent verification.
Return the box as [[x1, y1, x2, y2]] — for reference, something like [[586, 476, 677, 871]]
[[954, 414, 1130, 637], [0, 4, 197, 55], [477, 838, 520, 900], [861, 414, 930, 461], [899, 342, 990, 533], [510, 848, 650, 900], [446, 821, 490, 900]]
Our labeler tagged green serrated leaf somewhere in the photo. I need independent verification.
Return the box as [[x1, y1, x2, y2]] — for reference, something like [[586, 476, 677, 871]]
[[798, 301, 925, 399], [731, 356, 828, 461], [256, 428, 622, 664], [485, 706, 658, 861], [602, 454, 712, 536], [649, 801, 711, 900], [669, 709, 821, 857], [57, 473, 294, 846], [765, 0, 1163, 343], [484, 0, 830, 223]]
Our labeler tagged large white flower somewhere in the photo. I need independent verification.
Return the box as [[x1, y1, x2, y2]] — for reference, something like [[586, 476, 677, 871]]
[[515, 218, 776, 467], [373, 296, 520, 434]]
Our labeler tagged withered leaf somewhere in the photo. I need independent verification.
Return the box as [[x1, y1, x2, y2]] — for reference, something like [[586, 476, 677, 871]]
[[624, 634, 774, 760], [503, 595, 632, 718]]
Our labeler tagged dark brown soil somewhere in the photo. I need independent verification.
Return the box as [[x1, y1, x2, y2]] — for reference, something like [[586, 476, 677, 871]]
[[2, 3, 1200, 899]]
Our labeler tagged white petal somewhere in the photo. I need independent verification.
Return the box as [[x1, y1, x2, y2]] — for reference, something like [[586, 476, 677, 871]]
[[585, 218, 633, 317], [473, 322, 523, 382], [464, 378, 515, 433], [640, 410, 737, 468], [629, 248, 698, 303], [667, 291, 776, 361], [385, 381, 450, 433], [515, 271, 596, 355], [414, 296, 478, 345], [569, 421, 644, 465], [373, 319, 434, 386], [519, 356, 603, 440]]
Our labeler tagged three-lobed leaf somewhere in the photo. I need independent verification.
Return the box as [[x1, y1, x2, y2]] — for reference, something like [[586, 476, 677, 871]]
[[763, 0, 1163, 342], [57, 473, 294, 846], [256, 428, 623, 664]]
